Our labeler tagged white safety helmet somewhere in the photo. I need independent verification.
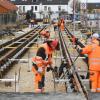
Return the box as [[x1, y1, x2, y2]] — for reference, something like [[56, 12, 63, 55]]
[[92, 33, 100, 39]]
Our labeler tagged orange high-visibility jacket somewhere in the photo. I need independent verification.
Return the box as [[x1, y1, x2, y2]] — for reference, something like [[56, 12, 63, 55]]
[[32, 43, 53, 73], [32, 56, 49, 74], [39, 43, 53, 62], [60, 23, 64, 31], [81, 40, 100, 71]]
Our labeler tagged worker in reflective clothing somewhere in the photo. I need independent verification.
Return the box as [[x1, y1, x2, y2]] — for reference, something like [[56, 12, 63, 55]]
[[58, 18, 65, 31], [30, 19, 35, 28], [40, 30, 50, 39], [52, 18, 58, 31], [79, 33, 100, 92], [32, 40, 59, 93]]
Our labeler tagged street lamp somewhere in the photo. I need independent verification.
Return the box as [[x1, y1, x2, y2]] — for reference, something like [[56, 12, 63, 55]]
[[39, 3, 43, 19], [73, 0, 76, 34]]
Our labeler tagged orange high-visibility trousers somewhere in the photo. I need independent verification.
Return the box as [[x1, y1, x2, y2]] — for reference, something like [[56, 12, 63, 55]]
[[90, 70, 100, 92], [34, 73, 45, 93], [98, 73, 100, 92], [32, 65, 45, 93]]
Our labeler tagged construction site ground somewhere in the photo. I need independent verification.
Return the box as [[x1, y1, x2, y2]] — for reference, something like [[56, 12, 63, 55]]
[[0, 24, 100, 100], [0, 25, 65, 93]]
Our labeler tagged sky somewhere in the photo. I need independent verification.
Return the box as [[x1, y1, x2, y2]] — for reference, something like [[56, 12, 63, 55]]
[[68, 0, 100, 14], [69, 0, 100, 3], [80, 0, 100, 3]]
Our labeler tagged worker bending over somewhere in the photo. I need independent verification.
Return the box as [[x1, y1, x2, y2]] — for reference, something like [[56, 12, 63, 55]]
[[32, 40, 59, 93], [78, 33, 100, 92]]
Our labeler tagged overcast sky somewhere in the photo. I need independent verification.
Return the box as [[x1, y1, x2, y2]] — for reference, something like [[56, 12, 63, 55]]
[[68, 0, 100, 13], [69, 0, 100, 5], [80, 0, 100, 3]]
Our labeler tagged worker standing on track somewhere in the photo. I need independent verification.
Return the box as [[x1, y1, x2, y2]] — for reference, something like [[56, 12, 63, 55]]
[[58, 18, 65, 31], [30, 19, 35, 28], [32, 40, 59, 93], [52, 18, 58, 31], [78, 33, 100, 92]]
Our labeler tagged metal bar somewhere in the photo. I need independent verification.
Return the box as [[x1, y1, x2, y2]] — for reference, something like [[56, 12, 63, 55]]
[[8, 59, 28, 63], [52, 79, 68, 82], [59, 29, 88, 99], [4, 47, 38, 49]]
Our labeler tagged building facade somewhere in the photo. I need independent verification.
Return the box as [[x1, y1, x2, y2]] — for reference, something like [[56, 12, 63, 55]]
[[9, 0, 70, 19], [0, 0, 18, 25], [80, 1, 100, 29]]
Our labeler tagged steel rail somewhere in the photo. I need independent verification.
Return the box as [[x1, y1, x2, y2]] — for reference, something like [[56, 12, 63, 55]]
[[0, 25, 48, 77], [64, 27, 89, 78], [58, 30, 88, 100]]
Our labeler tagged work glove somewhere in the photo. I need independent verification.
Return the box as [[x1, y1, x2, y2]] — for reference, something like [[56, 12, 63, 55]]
[[37, 67, 43, 73], [75, 38, 79, 45], [77, 48, 82, 53], [48, 61, 52, 65], [50, 67, 54, 71], [46, 67, 54, 72], [44, 61, 52, 66]]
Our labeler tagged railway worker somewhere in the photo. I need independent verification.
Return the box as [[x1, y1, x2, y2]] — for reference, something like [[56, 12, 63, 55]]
[[30, 19, 35, 28], [78, 33, 100, 92], [58, 18, 65, 31], [40, 30, 50, 39], [52, 18, 58, 31], [32, 39, 59, 93]]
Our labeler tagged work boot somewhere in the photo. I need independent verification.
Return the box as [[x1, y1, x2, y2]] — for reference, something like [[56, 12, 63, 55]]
[[41, 87, 45, 93], [35, 89, 42, 93], [91, 89, 96, 92]]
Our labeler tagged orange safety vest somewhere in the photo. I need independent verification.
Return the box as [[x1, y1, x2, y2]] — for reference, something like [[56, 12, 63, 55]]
[[81, 40, 100, 71], [32, 56, 46, 74], [39, 43, 53, 61], [60, 22, 64, 31], [32, 43, 53, 73]]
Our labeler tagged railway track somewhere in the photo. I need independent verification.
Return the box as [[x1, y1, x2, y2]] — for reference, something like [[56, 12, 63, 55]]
[[0, 25, 48, 78], [0, 23, 99, 99], [56, 28, 88, 100], [64, 27, 89, 75]]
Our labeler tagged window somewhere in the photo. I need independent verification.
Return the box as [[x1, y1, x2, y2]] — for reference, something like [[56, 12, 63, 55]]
[[35, 6, 37, 11], [44, 6, 47, 11], [31, 6, 34, 11], [32, 0, 37, 2], [10, 0, 16, 1], [47, 0, 52, 1], [58, 6, 61, 11], [22, 0, 27, 1], [48, 7, 51, 11], [18, 6, 23, 14], [23, 6, 25, 12]]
